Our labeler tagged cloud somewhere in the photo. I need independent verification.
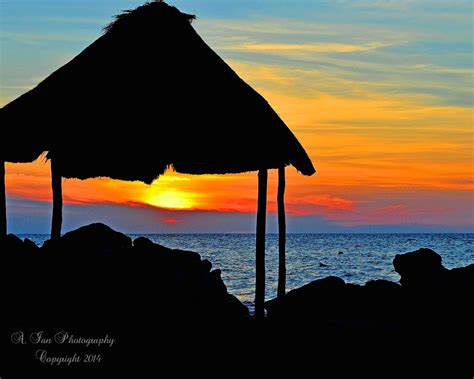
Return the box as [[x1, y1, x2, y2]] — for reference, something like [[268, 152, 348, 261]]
[[0, 31, 94, 44], [200, 12, 471, 108], [161, 218, 180, 225], [231, 41, 393, 54], [336, 202, 462, 226], [335, 0, 472, 12], [287, 194, 356, 216], [7, 196, 451, 234], [22, 16, 107, 25]]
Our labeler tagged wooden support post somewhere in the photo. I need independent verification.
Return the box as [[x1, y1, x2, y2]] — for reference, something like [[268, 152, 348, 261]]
[[50, 157, 63, 240], [0, 160, 6, 239], [255, 169, 268, 320], [277, 166, 286, 298]]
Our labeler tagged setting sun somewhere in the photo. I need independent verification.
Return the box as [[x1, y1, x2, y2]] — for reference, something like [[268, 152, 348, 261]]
[[146, 190, 195, 210]]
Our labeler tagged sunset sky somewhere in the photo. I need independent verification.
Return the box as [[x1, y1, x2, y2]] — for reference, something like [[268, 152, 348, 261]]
[[1, 0, 473, 233]]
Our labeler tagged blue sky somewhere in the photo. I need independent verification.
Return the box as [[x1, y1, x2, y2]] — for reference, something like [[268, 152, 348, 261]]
[[2, 0, 472, 106]]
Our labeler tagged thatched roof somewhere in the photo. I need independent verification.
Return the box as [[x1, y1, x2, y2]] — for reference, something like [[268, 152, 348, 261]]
[[0, 1, 315, 182], [0, 92, 47, 163]]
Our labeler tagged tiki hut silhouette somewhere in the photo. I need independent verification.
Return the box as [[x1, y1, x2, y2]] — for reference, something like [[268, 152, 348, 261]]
[[0, 100, 47, 237], [0, 1, 315, 318]]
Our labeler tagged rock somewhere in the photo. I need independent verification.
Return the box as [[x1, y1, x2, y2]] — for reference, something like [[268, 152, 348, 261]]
[[393, 248, 448, 288], [266, 276, 346, 320], [449, 264, 474, 289], [1, 224, 250, 326], [23, 238, 39, 251], [207, 269, 228, 297], [365, 279, 401, 293], [1, 234, 37, 256], [44, 223, 132, 255], [133, 236, 155, 249], [262, 246, 473, 342], [443, 264, 474, 319], [287, 276, 346, 302], [172, 249, 201, 268], [338, 251, 344, 255], [200, 259, 212, 273], [363, 280, 403, 317], [220, 294, 250, 319], [133, 237, 171, 257], [2, 234, 24, 252], [5, 225, 249, 323], [4, 233, 23, 244]]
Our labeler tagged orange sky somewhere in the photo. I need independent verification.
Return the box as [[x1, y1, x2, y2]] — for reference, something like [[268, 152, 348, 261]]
[[2, 0, 473, 232], [5, 83, 472, 227]]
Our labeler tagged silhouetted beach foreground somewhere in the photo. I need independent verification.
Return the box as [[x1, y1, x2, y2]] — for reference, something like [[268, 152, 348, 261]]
[[2, 223, 473, 376]]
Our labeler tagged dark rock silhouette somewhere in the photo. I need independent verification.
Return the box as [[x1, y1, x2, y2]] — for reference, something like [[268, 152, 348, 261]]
[[1, 224, 251, 373], [2, 233, 39, 256], [393, 247, 448, 288], [449, 263, 474, 288], [266, 275, 353, 322], [1, 223, 249, 329], [263, 248, 473, 373], [23, 237, 40, 251], [265, 248, 473, 336], [42, 222, 133, 254], [3, 233, 23, 249], [1, 229, 472, 373]]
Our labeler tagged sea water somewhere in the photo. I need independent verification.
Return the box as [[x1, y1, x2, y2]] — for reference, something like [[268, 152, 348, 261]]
[[19, 233, 474, 307]]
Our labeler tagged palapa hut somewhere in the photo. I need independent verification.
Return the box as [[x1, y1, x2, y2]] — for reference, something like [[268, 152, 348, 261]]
[[0, 1, 315, 318]]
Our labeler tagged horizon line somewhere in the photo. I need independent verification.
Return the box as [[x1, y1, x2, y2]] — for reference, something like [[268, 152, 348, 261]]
[[15, 231, 474, 235]]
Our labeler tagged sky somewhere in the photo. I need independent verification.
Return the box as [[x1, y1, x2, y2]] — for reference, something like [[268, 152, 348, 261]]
[[1, 0, 473, 233]]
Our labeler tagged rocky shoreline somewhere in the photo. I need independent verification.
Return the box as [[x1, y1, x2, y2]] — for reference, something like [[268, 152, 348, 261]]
[[1, 223, 250, 324], [2, 223, 473, 323], [2, 223, 473, 374], [266, 247, 473, 328]]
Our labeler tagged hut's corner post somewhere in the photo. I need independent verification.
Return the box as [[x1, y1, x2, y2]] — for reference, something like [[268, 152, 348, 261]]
[[255, 169, 268, 320], [277, 166, 286, 298], [0, 160, 6, 239], [51, 157, 63, 240]]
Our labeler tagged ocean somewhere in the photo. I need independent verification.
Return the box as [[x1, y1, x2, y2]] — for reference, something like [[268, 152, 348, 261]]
[[19, 233, 474, 308]]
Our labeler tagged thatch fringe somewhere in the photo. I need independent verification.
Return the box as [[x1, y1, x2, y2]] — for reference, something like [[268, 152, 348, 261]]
[[103, 0, 195, 34]]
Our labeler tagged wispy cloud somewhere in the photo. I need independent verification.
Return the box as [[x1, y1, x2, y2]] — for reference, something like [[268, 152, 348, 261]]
[[1, 31, 94, 44], [231, 41, 394, 53]]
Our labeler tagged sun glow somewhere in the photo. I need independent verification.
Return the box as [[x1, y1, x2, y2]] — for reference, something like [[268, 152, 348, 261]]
[[146, 190, 195, 210]]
